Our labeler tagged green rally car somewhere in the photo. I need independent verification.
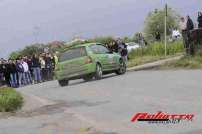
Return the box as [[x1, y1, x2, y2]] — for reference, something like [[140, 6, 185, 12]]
[[55, 43, 126, 86]]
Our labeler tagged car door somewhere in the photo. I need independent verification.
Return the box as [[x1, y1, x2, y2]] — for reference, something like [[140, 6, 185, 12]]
[[90, 44, 111, 71]]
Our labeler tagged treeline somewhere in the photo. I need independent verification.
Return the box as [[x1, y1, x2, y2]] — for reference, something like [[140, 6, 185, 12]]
[[9, 36, 138, 59]]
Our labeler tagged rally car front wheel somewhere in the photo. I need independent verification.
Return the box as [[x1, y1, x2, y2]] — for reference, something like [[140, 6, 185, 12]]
[[94, 64, 103, 80]]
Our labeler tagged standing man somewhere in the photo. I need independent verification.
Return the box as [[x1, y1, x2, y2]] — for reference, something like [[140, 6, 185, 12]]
[[26, 56, 33, 81], [198, 12, 202, 28], [53, 52, 59, 70], [16, 59, 24, 87], [180, 17, 189, 54], [39, 55, 46, 81], [187, 16, 194, 54], [32, 54, 41, 83], [117, 38, 128, 62], [9, 60, 17, 87], [22, 58, 32, 85], [44, 53, 53, 81], [3, 60, 11, 87], [112, 40, 119, 53], [0, 59, 4, 86], [138, 33, 145, 47], [187, 16, 194, 31], [155, 31, 161, 41]]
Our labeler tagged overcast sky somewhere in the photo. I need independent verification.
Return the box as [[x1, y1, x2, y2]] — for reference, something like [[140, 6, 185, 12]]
[[0, 0, 201, 58]]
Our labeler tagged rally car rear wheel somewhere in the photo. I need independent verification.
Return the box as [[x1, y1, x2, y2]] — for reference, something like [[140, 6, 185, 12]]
[[58, 79, 69, 87]]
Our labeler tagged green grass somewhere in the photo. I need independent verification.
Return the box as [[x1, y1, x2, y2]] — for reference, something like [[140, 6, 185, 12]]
[[127, 56, 163, 67], [127, 40, 184, 67], [162, 55, 202, 69], [129, 40, 183, 57], [0, 87, 23, 112]]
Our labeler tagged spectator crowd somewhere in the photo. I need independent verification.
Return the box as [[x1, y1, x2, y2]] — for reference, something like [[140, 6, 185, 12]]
[[179, 12, 202, 54], [0, 53, 58, 88], [107, 38, 129, 62]]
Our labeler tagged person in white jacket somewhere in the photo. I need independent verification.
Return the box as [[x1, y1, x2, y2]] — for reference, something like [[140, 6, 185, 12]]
[[22, 59, 32, 85]]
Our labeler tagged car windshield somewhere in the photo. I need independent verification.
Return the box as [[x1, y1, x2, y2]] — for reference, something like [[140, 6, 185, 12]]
[[59, 47, 87, 62]]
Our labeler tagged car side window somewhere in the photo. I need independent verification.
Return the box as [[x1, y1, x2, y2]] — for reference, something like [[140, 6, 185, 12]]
[[90, 44, 109, 54], [90, 45, 99, 54]]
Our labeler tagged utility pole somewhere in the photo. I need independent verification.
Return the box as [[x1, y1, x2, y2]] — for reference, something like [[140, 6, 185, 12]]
[[164, 4, 167, 57]]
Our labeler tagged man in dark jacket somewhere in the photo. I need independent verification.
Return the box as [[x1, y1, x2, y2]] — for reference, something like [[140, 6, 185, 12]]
[[16, 59, 25, 87], [198, 12, 202, 28], [186, 16, 195, 54], [113, 41, 119, 53], [0, 60, 4, 86], [117, 39, 128, 62], [0, 60, 9, 86], [32, 54, 41, 83], [44, 53, 53, 81], [9, 60, 18, 87], [187, 16, 194, 31]]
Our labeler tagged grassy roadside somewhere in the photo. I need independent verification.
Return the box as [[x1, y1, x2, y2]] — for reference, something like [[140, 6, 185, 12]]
[[127, 40, 184, 67], [127, 54, 182, 68], [161, 55, 202, 69], [0, 87, 23, 112]]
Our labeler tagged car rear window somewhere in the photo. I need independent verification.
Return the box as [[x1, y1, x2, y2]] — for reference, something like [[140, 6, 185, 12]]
[[59, 47, 87, 62]]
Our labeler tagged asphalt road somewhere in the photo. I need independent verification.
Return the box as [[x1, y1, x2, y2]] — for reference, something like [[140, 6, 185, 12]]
[[1, 70, 202, 134]]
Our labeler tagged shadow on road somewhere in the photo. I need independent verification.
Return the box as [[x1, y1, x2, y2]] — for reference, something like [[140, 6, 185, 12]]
[[68, 73, 119, 87]]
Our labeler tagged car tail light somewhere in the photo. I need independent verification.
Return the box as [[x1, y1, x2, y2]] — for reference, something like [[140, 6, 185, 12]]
[[85, 56, 93, 64]]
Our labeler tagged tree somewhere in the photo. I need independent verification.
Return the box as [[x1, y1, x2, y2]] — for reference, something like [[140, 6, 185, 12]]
[[9, 51, 21, 60], [20, 44, 44, 56], [144, 7, 180, 41]]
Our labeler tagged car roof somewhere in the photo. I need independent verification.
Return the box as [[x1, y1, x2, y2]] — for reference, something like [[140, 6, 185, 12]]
[[61, 43, 99, 54], [72, 43, 98, 48]]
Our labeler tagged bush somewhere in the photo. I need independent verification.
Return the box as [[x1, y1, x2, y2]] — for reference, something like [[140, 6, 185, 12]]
[[128, 40, 184, 59], [0, 87, 23, 112]]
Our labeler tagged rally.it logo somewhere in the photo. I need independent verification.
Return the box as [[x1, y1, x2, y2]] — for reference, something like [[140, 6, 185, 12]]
[[131, 111, 194, 124]]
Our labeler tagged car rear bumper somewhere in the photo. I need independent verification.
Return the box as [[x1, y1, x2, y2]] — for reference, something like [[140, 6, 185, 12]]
[[55, 63, 96, 80]]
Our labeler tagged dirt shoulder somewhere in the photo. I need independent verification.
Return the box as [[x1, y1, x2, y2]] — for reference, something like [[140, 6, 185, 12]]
[[0, 93, 115, 134]]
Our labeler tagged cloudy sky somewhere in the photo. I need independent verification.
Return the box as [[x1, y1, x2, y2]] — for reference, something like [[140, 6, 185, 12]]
[[0, 0, 201, 58]]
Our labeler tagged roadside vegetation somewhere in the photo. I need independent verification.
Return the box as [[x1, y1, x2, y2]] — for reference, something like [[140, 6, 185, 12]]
[[0, 87, 23, 112], [161, 54, 202, 69], [127, 40, 184, 67]]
